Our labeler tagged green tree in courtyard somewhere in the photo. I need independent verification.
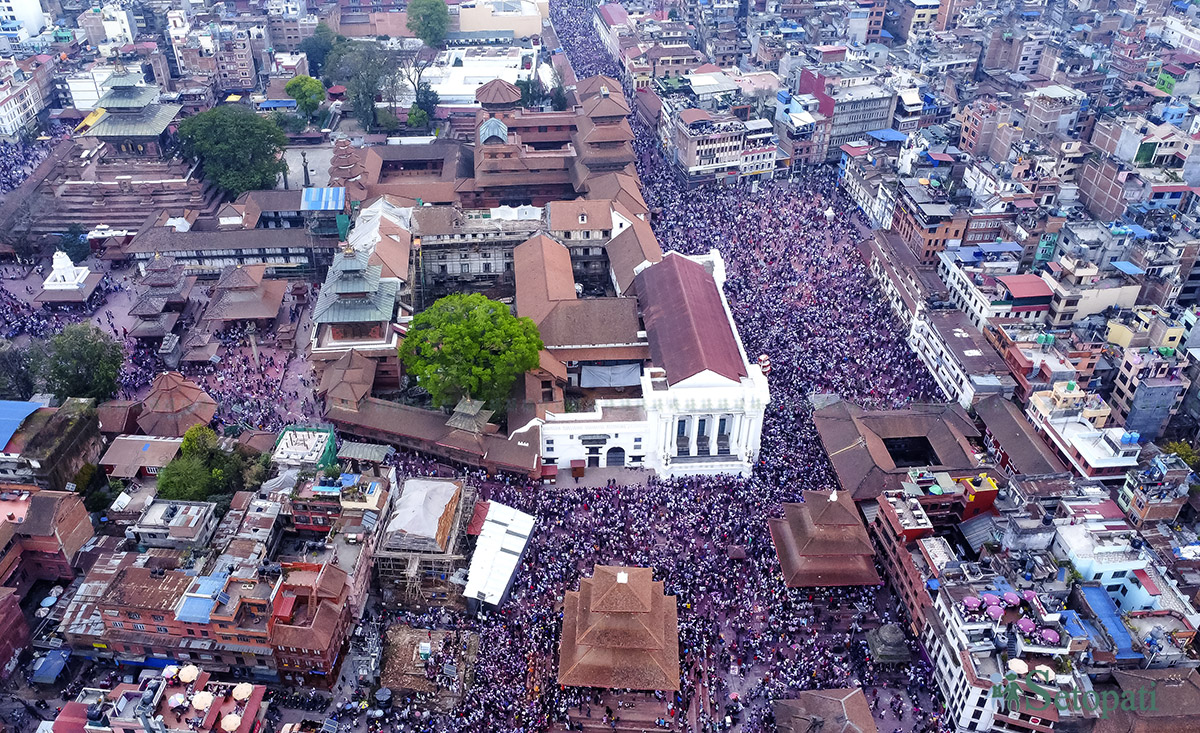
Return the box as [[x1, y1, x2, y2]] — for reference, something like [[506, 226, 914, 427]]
[[400, 293, 543, 408], [179, 107, 287, 195], [180, 424, 219, 460], [285, 75, 326, 118], [325, 41, 398, 130], [59, 223, 91, 264], [37, 323, 124, 401], [155, 455, 214, 502]]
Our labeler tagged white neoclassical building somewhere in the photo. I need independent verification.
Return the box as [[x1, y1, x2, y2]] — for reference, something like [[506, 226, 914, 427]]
[[537, 250, 770, 477]]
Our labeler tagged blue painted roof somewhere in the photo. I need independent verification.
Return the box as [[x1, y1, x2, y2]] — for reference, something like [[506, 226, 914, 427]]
[[867, 128, 907, 142], [1112, 260, 1146, 276], [1081, 585, 1143, 660], [0, 400, 41, 451], [301, 187, 346, 211]]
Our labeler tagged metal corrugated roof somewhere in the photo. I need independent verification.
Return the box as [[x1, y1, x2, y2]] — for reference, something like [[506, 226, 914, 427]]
[[82, 104, 181, 138], [301, 187, 347, 211]]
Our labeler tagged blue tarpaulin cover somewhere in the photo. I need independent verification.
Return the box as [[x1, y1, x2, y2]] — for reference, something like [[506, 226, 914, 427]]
[[867, 128, 907, 142], [0, 401, 39, 451], [31, 650, 70, 684], [1080, 586, 1143, 660], [1112, 261, 1146, 276]]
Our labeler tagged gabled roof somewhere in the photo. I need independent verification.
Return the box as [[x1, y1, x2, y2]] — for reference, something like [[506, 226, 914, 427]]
[[513, 234, 576, 325], [974, 395, 1066, 475], [547, 200, 614, 231], [774, 689, 879, 733], [634, 253, 746, 385]]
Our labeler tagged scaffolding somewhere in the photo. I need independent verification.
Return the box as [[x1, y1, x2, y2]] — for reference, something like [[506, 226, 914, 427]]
[[374, 480, 476, 607]]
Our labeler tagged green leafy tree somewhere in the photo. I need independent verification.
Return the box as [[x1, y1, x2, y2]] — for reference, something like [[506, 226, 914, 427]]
[[516, 77, 547, 108], [156, 455, 214, 502], [179, 106, 287, 195], [298, 22, 338, 77], [285, 75, 326, 118], [414, 81, 439, 118], [407, 105, 429, 129], [400, 293, 543, 408], [406, 0, 450, 48], [550, 69, 568, 111], [326, 41, 398, 130], [376, 108, 402, 132], [1163, 440, 1199, 469], [0, 342, 35, 400], [59, 223, 91, 264], [180, 425, 219, 459], [37, 323, 124, 401]]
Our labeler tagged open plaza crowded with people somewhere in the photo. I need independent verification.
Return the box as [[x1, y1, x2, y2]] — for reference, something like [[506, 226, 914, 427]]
[[0, 3, 955, 732], [0, 2, 953, 731], [343, 2, 953, 732]]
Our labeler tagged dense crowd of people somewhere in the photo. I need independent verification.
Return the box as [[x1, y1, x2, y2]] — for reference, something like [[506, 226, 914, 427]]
[[0, 4, 956, 730], [0, 123, 70, 196], [345, 1, 953, 732]]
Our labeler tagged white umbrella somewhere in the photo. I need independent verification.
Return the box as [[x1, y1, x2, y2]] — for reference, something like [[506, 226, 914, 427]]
[[232, 682, 254, 701], [49, 586, 64, 597], [221, 714, 242, 732], [192, 691, 215, 710], [179, 664, 200, 683], [1007, 658, 1029, 674]]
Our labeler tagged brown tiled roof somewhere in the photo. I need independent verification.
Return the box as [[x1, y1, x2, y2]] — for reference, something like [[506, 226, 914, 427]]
[[538, 299, 642, 349], [769, 492, 880, 588], [811, 399, 981, 501], [475, 79, 521, 107], [558, 565, 679, 690], [1094, 668, 1200, 733], [574, 75, 623, 101], [584, 172, 648, 215], [96, 400, 141, 434], [635, 253, 747, 385], [19, 492, 69, 537], [101, 567, 192, 611], [974, 395, 1066, 476], [513, 234, 576, 325], [581, 92, 632, 118], [546, 200, 614, 231], [604, 215, 661, 293], [136, 371, 217, 437], [774, 689, 879, 733], [329, 398, 540, 473], [203, 276, 287, 323], [319, 350, 377, 405], [99, 436, 182, 478]]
